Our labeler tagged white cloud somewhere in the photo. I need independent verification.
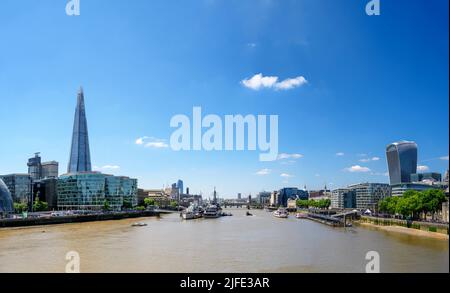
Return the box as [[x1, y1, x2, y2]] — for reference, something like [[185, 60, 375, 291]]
[[274, 76, 308, 90], [241, 73, 307, 91], [345, 165, 371, 173], [359, 157, 381, 163], [256, 168, 271, 176], [145, 141, 169, 149], [440, 155, 449, 161], [94, 165, 121, 172], [277, 153, 304, 160], [417, 165, 429, 172], [135, 136, 148, 145], [336, 152, 345, 156], [280, 173, 294, 178], [136, 137, 169, 149]]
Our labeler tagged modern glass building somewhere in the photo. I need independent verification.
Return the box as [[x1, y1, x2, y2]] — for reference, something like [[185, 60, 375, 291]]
[[57, 173, 106, 211], [0, 179, 14, 214], [105, 175, 138, 210], [57, 173, 138, 211], [0, 174, 32, 204], [386, 141, 418, 185], [68, 87, 92, 173], [277, 188, 309, 207], [410, 172, 442, 183], [391, 183, 435, 197], [348, 183, 391, 210]]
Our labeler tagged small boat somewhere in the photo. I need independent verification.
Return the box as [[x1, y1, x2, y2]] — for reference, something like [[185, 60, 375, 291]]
[[132, 222, 147, 227], [274, 208, 289, 219]]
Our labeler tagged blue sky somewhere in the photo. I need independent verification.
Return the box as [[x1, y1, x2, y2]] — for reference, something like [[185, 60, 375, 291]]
[[0, 0, 448, 198]]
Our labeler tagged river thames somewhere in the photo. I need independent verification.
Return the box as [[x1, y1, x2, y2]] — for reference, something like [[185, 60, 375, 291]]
[[0, 209, 448, 273]]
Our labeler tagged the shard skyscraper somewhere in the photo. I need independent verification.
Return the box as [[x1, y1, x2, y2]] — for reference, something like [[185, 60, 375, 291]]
[[68, 87, 92, 173]]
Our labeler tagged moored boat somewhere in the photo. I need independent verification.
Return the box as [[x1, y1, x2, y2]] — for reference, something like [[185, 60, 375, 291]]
[[273, 208, 289, 219]]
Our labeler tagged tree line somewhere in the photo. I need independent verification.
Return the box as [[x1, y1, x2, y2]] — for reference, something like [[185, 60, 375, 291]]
[[378, 189, 447, 220]]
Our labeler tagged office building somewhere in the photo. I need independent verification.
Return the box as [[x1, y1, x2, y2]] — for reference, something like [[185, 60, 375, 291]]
[[57, 173, 137, 211], [27, 153, 59, 180], [41, 161, 59, 179], [391, 183, 436, 197], [68, 87, 92, 173], [177, 180, 184, 195], [348, 183, 391, 210], [386, 141, 418, 185], [27, 153, 42, 181], [257, 191, 271, 205], [32, 178, 58, 210], [0, 179, 14, 214], [0, 174, 32, 204], [411, 172, 442, 183], [277, 188, 309, 207], [331, 189, 356, 209]]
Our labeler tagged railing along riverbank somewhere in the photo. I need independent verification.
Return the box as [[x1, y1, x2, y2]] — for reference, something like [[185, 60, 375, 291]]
[[357, 216, 449, 235], [0, 210, 165, 229]]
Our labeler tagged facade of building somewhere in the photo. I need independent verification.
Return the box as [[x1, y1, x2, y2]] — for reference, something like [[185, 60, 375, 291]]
[[68, 87, 92, 173], [0, 179, 14, 214], [177, 180, 184, 195], [32, 178, 58, 210], [277, 188, 309, 207], [27, 153, 59, 181], [391, 183, 436, 197], [411, 172, 442, 184], [331, 188, 356, 209], [347, 183, 391, 210], [27, 153, 42, 181], [41, 161, 59, 179], [386, 141, 418, 185], [0, 174, 31, 204], [57, 173, 137, 211], [257, 191, 271, 205]]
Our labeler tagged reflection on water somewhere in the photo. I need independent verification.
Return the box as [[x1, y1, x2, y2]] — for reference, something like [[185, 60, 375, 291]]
[[0, 209, 448, 273]]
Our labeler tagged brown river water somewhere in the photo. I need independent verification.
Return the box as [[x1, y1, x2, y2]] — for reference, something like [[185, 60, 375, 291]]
[[0, 209, 448, 273]]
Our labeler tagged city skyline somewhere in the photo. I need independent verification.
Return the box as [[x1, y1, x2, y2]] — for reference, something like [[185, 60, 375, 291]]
[[0, 0, 449, 198]]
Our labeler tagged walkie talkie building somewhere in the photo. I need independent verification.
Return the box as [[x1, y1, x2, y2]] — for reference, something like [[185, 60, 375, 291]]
[[386, 141, 418, 185]]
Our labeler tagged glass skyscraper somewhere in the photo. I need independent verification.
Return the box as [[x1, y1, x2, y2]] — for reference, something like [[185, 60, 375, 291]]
[[386, 141, 418, 185], [68, 87, 92, 173], [0, 179, 14, 214]]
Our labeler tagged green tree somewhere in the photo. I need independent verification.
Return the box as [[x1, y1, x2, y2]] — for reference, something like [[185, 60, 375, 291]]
[[136, 206, 145, 211], [170, 201, 178, 209], [122, 199, 132, 210], [14, 202, 28, 214], [144, 198, 156, 207], [103, 200, 111, 212], [33, 195, 49, 212]]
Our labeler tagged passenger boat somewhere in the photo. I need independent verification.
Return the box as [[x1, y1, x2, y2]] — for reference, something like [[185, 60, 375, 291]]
[[131, 222, 148, 227], [273, 208, 289, 218], [182, 203, 202, 220], [203, 205, 220, 218]]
